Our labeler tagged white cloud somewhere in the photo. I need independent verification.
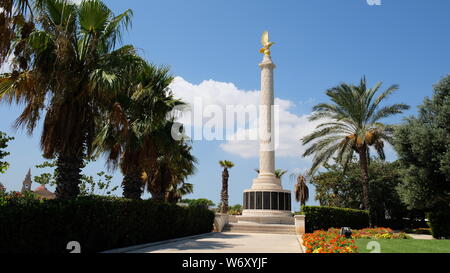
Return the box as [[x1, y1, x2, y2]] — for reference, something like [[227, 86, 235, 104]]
[[169, 76, 322, 159], [220, 106, 322, 159], [0, 55, 13, 74]]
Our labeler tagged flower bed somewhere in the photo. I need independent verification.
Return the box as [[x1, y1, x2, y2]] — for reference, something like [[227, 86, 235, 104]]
[[302, 228, 412, 253], [353, 228, 411, 239], [302, 229, 357, 253]]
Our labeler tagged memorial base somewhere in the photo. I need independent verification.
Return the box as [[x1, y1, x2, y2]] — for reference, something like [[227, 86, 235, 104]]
[[237, 215, 294, 225], [240, 189, 292, 224]]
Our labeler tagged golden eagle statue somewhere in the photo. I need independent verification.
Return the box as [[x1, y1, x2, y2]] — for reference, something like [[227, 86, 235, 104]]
[[259, 31, 275, 56]]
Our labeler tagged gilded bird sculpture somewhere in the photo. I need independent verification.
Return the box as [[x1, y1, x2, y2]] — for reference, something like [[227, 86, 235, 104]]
[[259, 31, 275, 56]]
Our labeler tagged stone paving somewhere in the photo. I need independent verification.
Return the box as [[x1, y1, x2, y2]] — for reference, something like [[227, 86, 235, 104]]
[[123, 232, 303, 253], [407, 234, 434, 240]]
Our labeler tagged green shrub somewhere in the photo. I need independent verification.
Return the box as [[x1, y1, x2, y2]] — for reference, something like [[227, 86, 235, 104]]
[[297, 206, 369, 233], [427, 205, 450, 239], [0, 194, 215, 253]]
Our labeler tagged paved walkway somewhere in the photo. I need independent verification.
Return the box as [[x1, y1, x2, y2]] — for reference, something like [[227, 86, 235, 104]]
[[123, 233, 303, 253], [407, 234, 434, 240]]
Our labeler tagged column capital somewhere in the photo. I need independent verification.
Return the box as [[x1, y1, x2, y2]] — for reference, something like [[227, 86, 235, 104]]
[[259, 55, 276, 69]]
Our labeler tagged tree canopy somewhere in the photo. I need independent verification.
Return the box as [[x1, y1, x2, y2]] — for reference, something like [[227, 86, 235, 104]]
[[311, 158, 421, 227], [395, 75, 450, 211]]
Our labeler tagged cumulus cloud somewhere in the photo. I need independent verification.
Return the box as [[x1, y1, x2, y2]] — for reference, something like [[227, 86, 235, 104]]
[[169, 76, 322, 159], [220, 103, 322, 159]]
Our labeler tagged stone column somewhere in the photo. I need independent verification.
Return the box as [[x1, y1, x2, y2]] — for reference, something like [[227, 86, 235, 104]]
[[240, 53, 292, 220], [251, 54, 281, 191], [259, 54, 276, 177]]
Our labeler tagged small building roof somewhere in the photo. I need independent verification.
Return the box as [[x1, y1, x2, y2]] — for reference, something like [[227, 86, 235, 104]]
[[34, 185, 56, 200]]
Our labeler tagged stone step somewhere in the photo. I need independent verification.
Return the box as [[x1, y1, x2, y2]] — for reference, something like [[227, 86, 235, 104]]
[[223, 223, 296, 235]]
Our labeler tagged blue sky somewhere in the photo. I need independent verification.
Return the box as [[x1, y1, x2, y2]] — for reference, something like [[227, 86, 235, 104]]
[[0, 0, 449, 211]]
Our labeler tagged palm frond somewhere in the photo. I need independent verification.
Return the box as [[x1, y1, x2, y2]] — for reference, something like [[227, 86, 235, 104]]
[[219, 160, 234, 168], [370, 104, 410, 124], [301, 77, 408, 176]]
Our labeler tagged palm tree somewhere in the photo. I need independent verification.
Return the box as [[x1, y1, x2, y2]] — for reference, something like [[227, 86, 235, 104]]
[[94, 63, 184, 199], [165, 182, 194, 203], [274, 169, 288, 179], [301, 77, 409, 225], [290, 173, 309, 208], [145, 135, 197, 201], [0, 0, 34, 66], [254, 168, 287, 179], [219, 160, 234, 213], [0, 0, 143, 199]]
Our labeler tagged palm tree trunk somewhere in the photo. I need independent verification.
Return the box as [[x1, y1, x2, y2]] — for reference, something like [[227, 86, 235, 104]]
[[220, 168, 229, 213], [148, 167, 170, 202], [122, 171, 143, 200], [358, 146, 373, 227], [55, 153, 84, 199], [154, 192, 165, 202]]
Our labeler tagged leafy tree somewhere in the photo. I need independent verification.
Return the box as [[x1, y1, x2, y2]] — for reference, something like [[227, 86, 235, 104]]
[[311, 158, 423, 227], [311, 161, 361, 208], [395, 75, 450, 211], [181, 198, 215, 209], [228, 204, 242, 215], [0, 131, 14, 174], [33, 160, 57, 185], [0, 0, 144, 199], [33, 159, 118, 196], [79, 171, 118, 196], [301, 77, 409, 226], [219, 160, 234, 213]]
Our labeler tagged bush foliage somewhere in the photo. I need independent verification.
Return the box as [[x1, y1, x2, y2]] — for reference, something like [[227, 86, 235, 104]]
[[299, 206, 369, 233], [0, 194, 215, 253], [427, 206, 450, 239]]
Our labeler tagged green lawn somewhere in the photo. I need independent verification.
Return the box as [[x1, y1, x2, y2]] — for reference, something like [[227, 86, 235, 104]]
[[356, 239, 450, 253]]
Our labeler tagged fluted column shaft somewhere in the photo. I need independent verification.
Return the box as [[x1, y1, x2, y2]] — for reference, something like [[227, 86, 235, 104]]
[[258, 54, 276, 178]]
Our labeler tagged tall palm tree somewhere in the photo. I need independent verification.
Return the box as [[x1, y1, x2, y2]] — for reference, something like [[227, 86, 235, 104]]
[[0, 0, 143, 199], [219, 160, 234, 213], [290, 173, 309, 208], [301, 77, 409, 225], [94, 63, 184, 199]]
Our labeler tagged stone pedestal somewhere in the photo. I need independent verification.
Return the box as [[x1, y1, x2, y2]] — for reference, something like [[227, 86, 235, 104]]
[[238, 52, 292, 225], [294, 215, 306, 235]]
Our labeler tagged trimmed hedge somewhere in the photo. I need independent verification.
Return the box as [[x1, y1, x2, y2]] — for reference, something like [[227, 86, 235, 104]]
[[428, 206, 450, 239], [0, 195, 215, 253], [297, 206, 369, 233]]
